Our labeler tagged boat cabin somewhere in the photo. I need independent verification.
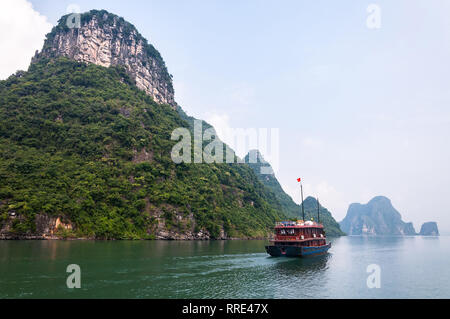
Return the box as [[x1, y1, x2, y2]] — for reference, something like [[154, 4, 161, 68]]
[[273, 220, 326, 247]]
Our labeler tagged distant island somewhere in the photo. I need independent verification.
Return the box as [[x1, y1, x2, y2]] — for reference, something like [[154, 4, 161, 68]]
[[419, 222, 439, 236], [339, 196, 439, 236]]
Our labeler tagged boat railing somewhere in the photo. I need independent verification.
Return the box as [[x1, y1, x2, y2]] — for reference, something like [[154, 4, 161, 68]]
[[275, 221, 323, 227], [275, 221, 298, 227], [274, 233, 326, 241]]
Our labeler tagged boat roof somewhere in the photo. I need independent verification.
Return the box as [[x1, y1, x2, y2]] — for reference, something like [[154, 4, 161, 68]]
[[275, 220, 324, 228]]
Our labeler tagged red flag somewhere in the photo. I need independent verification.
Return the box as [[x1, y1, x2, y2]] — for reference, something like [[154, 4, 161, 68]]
[[297, 178, 301, 182]]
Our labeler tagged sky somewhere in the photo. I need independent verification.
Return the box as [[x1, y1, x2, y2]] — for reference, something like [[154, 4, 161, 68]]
[[1, 0, 450, 232]]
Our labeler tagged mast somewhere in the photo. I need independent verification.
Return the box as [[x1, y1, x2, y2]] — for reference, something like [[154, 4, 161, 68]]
[[300, 183, 305, 221], [317, 197, 320, 224]]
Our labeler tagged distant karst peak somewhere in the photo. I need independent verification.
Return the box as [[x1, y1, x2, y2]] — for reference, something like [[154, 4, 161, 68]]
[[340, 196, 417, 236]]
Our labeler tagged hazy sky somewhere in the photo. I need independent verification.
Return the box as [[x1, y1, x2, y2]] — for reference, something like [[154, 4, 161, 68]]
[[2, 0, 450, 232]]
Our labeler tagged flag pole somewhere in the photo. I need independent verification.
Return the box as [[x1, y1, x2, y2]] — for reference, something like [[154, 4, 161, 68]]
[[300, 183, 305, 221], [317, 197, 320, 224]]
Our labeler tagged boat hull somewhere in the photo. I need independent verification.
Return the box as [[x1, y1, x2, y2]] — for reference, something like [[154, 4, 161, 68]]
[[265, 243, 331, 257]]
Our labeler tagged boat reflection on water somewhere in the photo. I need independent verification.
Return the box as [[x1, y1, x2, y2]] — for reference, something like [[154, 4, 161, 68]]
[[271, 253, 331, 275], [267, 253, 332, 298]]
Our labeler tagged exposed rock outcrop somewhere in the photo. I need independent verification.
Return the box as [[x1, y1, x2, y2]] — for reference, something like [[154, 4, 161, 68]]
[[0, 215, 75, 240], [419, 222, 439, 236], [339, 196, 417, 236], [32, 10, 175, 106]]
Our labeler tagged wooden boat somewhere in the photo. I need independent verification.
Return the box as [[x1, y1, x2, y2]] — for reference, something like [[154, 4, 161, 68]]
[[265, 220, 331, 257], [265, 178, 331, 257]]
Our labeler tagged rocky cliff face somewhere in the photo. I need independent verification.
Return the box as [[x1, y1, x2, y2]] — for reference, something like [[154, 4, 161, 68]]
[[419, 222, 439, 236], [340, 196, 417, 236], [0, 214, 74, 239], [32, 10, 175, 106]]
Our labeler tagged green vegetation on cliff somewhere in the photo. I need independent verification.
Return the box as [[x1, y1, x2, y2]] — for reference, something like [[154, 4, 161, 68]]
[[0, 58, 286, 239]]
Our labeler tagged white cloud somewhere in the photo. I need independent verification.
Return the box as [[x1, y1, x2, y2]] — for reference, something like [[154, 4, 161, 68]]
[[205, 113, 231, 144], [310, 182, 350, 221], [0, 0, 52, 79], [205, 112, 252, 159], [205, 112, 279, 169], [226, 83, 255, 107], [302, 136, 323, 149]]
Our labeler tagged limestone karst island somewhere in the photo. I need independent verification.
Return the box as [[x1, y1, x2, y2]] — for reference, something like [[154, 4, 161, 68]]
[[1, 10, 346, 240]]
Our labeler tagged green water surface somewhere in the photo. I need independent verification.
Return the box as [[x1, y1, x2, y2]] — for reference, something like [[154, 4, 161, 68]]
[[0, 236, 448, 298]]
